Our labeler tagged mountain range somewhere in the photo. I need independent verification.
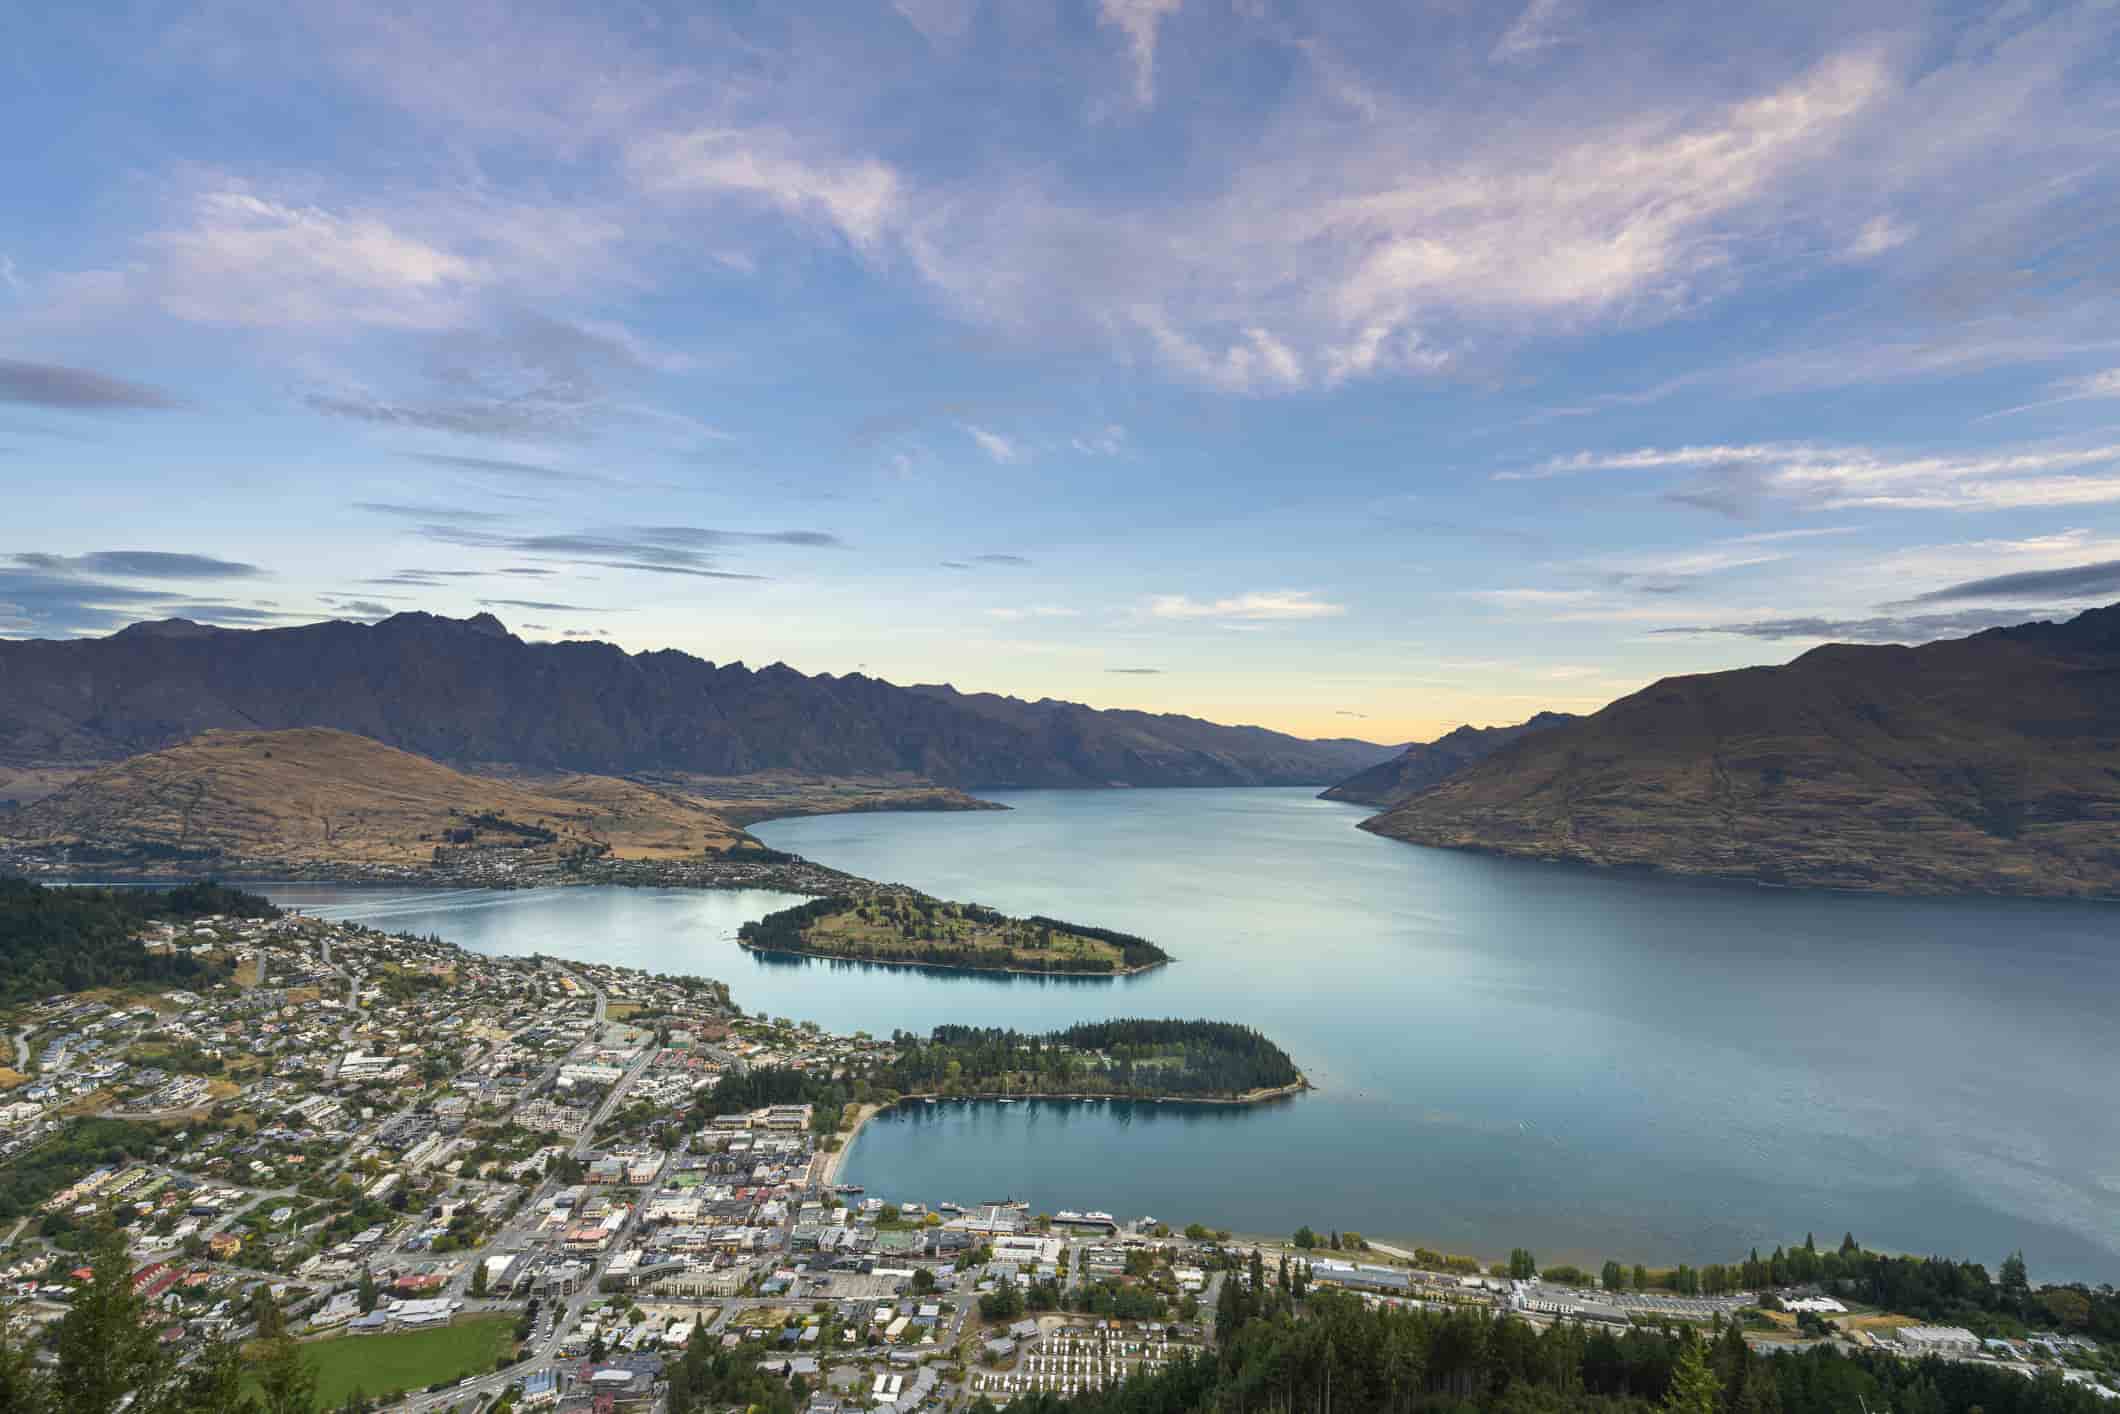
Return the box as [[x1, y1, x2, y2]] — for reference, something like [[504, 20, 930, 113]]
[[1361, 604, 2120, 897], [0, 611, 1395, 793], [1318, 711, 1579, 807]]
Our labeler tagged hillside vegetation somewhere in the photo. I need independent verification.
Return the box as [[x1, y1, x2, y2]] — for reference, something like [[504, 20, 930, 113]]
[[0, 877, 269, 1005], [739, 895, 1171, 974], [1366, 605, 2120, 896], [0, 727, 744, 867], [882, 1019, 1302, 1098]]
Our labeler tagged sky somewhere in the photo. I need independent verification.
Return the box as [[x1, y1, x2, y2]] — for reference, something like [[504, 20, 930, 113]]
[[3, 0, 2119, 744]]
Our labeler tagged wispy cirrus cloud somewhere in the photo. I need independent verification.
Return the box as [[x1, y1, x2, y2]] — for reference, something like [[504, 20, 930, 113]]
[[962, 424, 1024, 464], [1901, 559, 2120, 605], [1505, 440, 2120, 515], [148, 189, 484, 331], [401, 452, 620, 485], [628, 129, 901, 249], [1490, 0, 1576, 64], [409, 522, 833, 581], [1977, 368, 2120, 422], [942, 553, 1031, 570], [479, 598, 615, 613], [12, 550, 263, 579], [305, 314, 671, 447], [986, 605, 1077, 621], [361, 568, 488, 587], [1097, 0, 1183, 106], [133, 602, 292, 624], [1650, 607, 2067, 644], [0, 358, 178, 411], [354, 501, 512, 523], [1147, 590, 1344, 621], [309, 391, 591, 444]]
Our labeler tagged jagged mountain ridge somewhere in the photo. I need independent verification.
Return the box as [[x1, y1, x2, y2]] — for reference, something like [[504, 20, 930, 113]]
[[1319, 711, 1580, 807], [0, 612, 1397, 789], [1362, 604, 2120, 897]]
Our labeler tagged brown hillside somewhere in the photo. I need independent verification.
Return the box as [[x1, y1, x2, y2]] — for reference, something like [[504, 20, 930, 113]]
[[1363, 605, 2120, 897], [1319, 712, 1577, 807], [0, 728, 743, 866]]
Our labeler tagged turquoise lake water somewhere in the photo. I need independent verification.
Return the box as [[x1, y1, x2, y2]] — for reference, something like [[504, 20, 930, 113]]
[[267, 787, 2120, 1281]]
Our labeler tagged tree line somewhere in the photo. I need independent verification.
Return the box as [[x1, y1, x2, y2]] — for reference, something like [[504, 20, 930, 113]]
[[978, 1286, 2115, 1414], [1, 1232, 321, 1414], [881, 1019, 1300, 1099], [1575, 1234, 2117, 1342], [736, 895, 1170, 973]]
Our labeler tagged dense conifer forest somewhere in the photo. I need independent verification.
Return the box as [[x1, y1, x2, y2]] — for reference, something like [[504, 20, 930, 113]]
[[0, 876, 272, 1005], [881, 1019, 1302, 1098]]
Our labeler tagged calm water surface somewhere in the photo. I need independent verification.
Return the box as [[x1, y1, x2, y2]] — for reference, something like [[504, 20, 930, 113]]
[[267, 788, 2120, 1281]]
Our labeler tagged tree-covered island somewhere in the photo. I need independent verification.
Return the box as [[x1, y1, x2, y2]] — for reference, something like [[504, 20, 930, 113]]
[[737, 894, 1171, 975]]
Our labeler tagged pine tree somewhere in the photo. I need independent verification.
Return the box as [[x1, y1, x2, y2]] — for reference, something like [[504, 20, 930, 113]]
[[0, 1305, 54, 1414], [173, 1341, 260, 1414], [2001, 1251, 2030, 1304], [1215, 1269, 1243, 1346], [256, 1328, 319, 1414], [57, 1233, 169, 1414], [357, 1267, 378, 1314], [1663, 1335, 1721, 1414], [253, 1281, 285, 1338]]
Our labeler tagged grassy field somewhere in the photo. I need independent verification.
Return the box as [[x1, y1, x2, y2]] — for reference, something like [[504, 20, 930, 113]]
[[804, 898, 1136, 971], [285, 1315, 518, 1406]]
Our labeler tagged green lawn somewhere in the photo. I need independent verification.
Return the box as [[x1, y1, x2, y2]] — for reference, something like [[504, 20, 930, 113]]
[[282, 1315, 518, 1406]]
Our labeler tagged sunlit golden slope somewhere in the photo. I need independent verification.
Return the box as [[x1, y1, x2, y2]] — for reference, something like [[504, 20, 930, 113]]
[[0, 728, 742, 864]]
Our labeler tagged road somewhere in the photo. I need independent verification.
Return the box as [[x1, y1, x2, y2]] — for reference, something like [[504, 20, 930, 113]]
[[399, 982, 654, 1414], [318, 933, 363, 1082]]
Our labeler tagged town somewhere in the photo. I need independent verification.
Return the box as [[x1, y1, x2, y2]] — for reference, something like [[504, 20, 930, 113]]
[[1, 902, 2115, 1413]]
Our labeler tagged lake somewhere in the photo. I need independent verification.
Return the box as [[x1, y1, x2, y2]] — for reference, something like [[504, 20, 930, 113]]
[[266, 787, 2120, 1282]]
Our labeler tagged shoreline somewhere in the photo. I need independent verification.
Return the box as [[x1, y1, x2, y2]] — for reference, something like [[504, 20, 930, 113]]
[[819, 1102, 884, 1187], [817, 1079, 1311, 1192], [1353, 824, 2120, 904], [737, 938, 1168, 979]]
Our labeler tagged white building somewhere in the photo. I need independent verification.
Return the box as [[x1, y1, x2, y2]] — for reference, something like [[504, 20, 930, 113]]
[[1899, 1325, 1980, 1355]]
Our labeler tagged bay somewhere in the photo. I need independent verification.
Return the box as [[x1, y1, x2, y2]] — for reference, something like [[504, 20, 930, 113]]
[[267, 787, 2120, 1282]]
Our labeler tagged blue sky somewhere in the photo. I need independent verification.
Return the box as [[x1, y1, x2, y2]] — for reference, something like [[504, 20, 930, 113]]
[[4, 0, 2118, 742]]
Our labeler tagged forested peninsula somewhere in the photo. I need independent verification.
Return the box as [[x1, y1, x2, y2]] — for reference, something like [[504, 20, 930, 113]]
[[737, 894, 1171, 976], [882, 1020, 1305, 1101]]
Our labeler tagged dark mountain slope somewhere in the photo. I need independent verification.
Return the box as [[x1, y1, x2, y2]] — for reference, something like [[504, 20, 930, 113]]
[[1319, 711, 1578, 807], [1362, 605, 2120, 897], [0, 613, 1395, 789]]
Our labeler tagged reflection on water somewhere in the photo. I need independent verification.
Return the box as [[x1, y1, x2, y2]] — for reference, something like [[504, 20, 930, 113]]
[[743, 947, 1140, 990]]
